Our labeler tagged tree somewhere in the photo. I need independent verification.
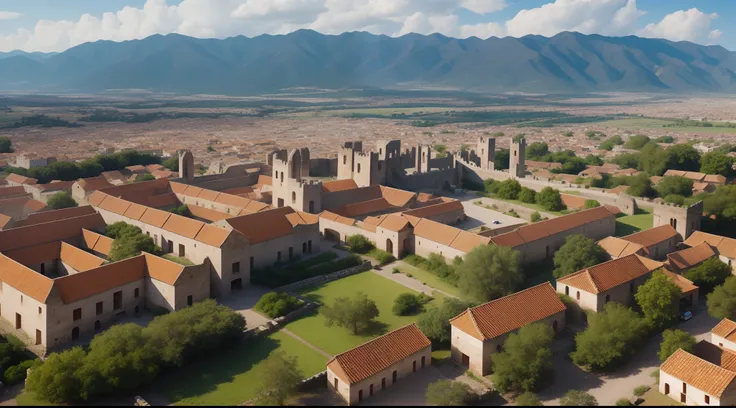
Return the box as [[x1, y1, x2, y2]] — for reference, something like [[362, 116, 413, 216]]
[[561, 390, 598, 406], [553, 235, 607, 279], [255, 292, 302, 318], [684, 257, 732, 293], [25, 347, 86, 403], [663, 144, 702, 173], [626, 173, 655, 198], [658, 329, 696, 362], [495, 149, 510, 170], [257, 352, 304, 406], [109, 231, 159, 262], [585, 155, 604, 166], [701, 151, 735, 177], [611, 152, 641, 170], [536, 187, 565, 211], [635, 271, 682, 331], [346, 234, 374, 254], [162, 157, 179, 171], [708, 277, 736, 320], [321, 292, 379, 335], [393, 293, 423, 316], [491, 323, 554, 393], [434, 144, 448, 157], [417, 298, 470, 347], [584, 199, 600, 209], [135, 173, 156, 182], [656, 176, 693, 198], [599, 135, 624, 151], [76, 324, 159, 399], [456, 245, 522, 303], [656, 136, 675, 144], [47, 191, 78, 210], [426, 380, 475, 406], [526, 142, 549, 159], [518, 187, 537, 204], [703, 185, 736, 228], [496, 179, 522, 200], [0, 136, 12, 153], [624, 135, 651, 150], [530, 211, 542, 223], [516, 392, 543, 406], [571, 303, 648, 371]]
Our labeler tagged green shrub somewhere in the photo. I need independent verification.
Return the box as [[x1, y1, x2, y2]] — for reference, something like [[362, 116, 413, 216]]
[[369, 249, 395, 265], [530, 211, 542, 223], [633, 386, 649, 397], [393, 293, 424, 316], [346, 235, 374, 253], [254, 292, 302, 318], [616, 398, 633, 406], [3, 359, 38, 384], [252, 254, 361, 288], [392, 268, 400, 274]]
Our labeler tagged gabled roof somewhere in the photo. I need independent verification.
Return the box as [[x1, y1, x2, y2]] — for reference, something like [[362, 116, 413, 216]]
[[12, 205, 97, 228], [59, 242, 106, 271], [143, 253, 185, 285], [54, 256, 146, 304], [162, 213, 205, 239], [76, 176, 114, 191], [402, 200, 463, 219], [685, 231, 736, 260], [334, 198, 395, 218], [0, 213, 106, 252], [319, 210, 356, 226], [661, 343, 736, 398], [327, 324, 430, 385], [6, 173, 37, 185], [622, 224, 679, 248], [491, 206, 619, 248], [226, 206, 316, 244], [597, 236, 644, 258], [81, 229, 113, 256], [557, 254, 663, 294], [0, 186, 28, 198], [667, 242, 716, 270], [0, 254, 53, 303], [379, 186, 416, 207], [322, 179, 358, 193], [661, 269, 699, 295], [450, 283, 565, 341], [188, 205, 231, 222], [712, 318, 736, 343]]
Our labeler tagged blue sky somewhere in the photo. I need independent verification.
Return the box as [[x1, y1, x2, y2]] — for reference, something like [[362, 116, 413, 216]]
[[0, 0, 731, 52]]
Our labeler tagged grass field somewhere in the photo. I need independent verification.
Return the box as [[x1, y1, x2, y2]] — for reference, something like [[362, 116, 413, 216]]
[[290, 106, 454, 117], [615, 208, 654, 237], [476, 198, 565, 217], [598, 117, 736, 134], [396, 263, 467, 300], [285, 272, 425, 355], [160, 331, 327, 406], [640, 389, 682, 406]]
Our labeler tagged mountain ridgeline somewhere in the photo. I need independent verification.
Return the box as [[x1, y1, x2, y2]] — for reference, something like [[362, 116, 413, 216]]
[[1, 30, 735, 95]]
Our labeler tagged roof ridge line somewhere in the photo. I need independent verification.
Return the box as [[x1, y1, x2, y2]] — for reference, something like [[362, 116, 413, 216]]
[[332, 323, 421, 360], [469, 282, 554, 309], [466, 307, 486, 340]]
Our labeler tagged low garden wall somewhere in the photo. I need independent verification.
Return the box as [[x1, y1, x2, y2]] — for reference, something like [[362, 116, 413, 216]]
[[274, 261, 372, 293]]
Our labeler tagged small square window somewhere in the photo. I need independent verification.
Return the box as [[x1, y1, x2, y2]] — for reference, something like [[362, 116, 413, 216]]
[[73, 308, 82, 321], [96, 302, 103, 315], [38, 307, 42, 314], [134, 288, 140, 298]]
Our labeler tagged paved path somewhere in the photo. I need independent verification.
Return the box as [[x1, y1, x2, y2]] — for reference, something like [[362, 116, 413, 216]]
[[281, 328, 333, 359], [372, 260, 459, 300]]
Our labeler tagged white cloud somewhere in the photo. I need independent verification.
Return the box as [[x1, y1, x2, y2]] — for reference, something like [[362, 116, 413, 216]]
[[0, 11, 21, 20], [505, 0, 645, 38], [639, 8, 719, 43], [0, 0, 725, 52], [461, 0, 507, 15]]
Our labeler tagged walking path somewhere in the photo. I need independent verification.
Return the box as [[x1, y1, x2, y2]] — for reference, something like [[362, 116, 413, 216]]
[[373, 260, 459, 299], [281, 328, 333, 359]]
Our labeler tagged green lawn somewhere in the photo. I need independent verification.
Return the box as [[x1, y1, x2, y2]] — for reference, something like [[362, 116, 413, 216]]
[[597, 117, 736, 134], [285, 272, 426, 355], [396, 263, 467, 300], [163, 254, 196, 266], [476, 197, 565, 217], [160, 331, 327, 406], [615, 208, 654, 237], [640, 389, 682, 406]]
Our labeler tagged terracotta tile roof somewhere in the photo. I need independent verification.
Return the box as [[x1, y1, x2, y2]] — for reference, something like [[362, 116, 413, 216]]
[[557, 254, 663, 294], [101, 170, 128, 183], [0, 186, 27, 198], [188, 205, 231, 222], [125, 165, 146, 173], [23, 199, 47, 212], [379, 186, 416, 207], [712, 319, 736, 342], [256, 175, 272, 186], [0, 254, 53, 302], [705, 174, 727, 184], [560, 194, 587, 210], [334, 198, 395, 218], [123, 202, 148, 220], [685, 231, 736, 259], [143, 253, 185, 285], [245, 200, 270, 212], [492, 206, 618, 248], [54, 256, 146, 304], [14, 206, 96, 228], [6, 173, 37, 185], [597, 236, 644, 258], [60, 242, 106, 271], [97, 195, 132, 215], [450, 283, 565, 341], [694, 341, 736, 372], [0, 213, 105, 252], [285, 211, 318, 227], [413, 218, 461, 246], [0, 213, 11, 229], [319, 211, 339, 221], [5, 241, 61, 266], [76, 176, 114, 191], [608, 185, 629, 195], [526, 160, 562, 169], [623, 224, 680, 249], [402, 200, 463, 219], [182, 185, 203, 197], [169, 182, 188, 194], [667, 242, 716, 270], [322, 179, 359, 193], [139, 207, 172, 228], [222, 187, 254, 196], [416, 192, 434, 202], [213, 192, 252, 208], [226, 207, 307, 244], [327, 324, 431, 385], [162, 213, 205, 239], [196, 188, 221, 202], [449, 230, 492, 253], [194, 224, 232, 247], [376, 214, 411, 232], [661, 269, 699, 295], [661, 344, 736, 398], [146, 164, 164, 172], [82, 229, 113, 256]]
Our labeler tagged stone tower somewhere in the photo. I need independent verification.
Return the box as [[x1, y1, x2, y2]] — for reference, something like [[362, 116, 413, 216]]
[[477, 137, 496, 170], [416, 144, 432, 173], [178, 150, 195, 183], [271, 148, 322, 213], [653, 201, 703, 239], [509, 137, 526, 179]]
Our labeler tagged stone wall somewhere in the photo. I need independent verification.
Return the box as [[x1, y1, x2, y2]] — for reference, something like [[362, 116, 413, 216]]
[[310, 158, 337, 177], [274, 261, 372, 293]]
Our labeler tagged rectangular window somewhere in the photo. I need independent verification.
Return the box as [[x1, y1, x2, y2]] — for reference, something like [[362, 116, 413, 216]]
[[73, 308, 82, 321], [683, 383, 687, 394], [705, 395, 710, 404], [187, 295, 193, 306], [96, 302, 103, 315], [134, 288, 140, 298], [289, 247, 293, 259], [232, 262, 240, 274], [113, 291, 123, 310], [178, 244, 185, 257], [250, 256, 254, 270], [40, 263, 45, 275], [277, 251, 281, 261]]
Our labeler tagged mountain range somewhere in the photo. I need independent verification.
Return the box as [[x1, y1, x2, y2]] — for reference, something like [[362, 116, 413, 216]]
[[0, 30, 735, 95]]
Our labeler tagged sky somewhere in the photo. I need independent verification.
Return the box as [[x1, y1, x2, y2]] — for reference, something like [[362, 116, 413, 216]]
[[0, 0, 731, 53]]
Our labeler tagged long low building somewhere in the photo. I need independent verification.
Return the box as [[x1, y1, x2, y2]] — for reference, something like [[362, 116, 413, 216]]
[[450, 282, 566, 376], [661, 341, 736, 406]]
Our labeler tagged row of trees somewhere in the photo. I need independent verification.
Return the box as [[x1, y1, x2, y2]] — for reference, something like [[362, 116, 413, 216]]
[[3, 150, 162, 184], [26, 300, 246, 403], [525, 142, 603, 175], [484, 179, 566, 212], [105, 222, 162, 262]]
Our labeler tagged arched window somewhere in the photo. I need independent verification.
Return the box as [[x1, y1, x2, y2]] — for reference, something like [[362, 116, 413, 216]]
[[565, 286, 569, 296], [357, 163, 361, 173], [343, 156, 347, 165], [292, 192, 296, 204], [71, 327, 80, 340], [576, 291, 580, 300], [605, 294, 611, 303], [553, 320, 558, 333], [94, 320, 101, 333], [496, 345, 502, 352]]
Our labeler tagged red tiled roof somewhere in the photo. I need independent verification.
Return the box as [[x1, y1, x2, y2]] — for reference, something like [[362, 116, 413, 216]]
[[54, 256, 146, 304], [685, 231, 736, 260], [0, 254, 53, 302], [402, 200, 463, 219], [226, 206, 313, 244], [450, 283, 565, 341], [661, 343, 736, 398], [623, 225, 679, 248], [327, 324, 430, 385], [667, 242, 716, 270], [713, 319, 736, 343], [322, 179, 358, 193], [557, 254, 663, 294], [12, 205, 96, 228]]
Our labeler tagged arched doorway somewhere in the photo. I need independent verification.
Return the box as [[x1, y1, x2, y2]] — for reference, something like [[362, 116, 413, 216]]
[[324, 229, 340, 242], [71, 327, 80, 340], [94, 320, 101, 333], [386, 239, 394, 255]]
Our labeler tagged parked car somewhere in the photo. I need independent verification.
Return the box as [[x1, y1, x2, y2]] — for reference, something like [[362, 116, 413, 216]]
[[680, 310, 693, 322], [492, 220, 501, 225]]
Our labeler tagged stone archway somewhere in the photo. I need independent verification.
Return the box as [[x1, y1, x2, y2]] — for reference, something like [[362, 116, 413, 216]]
[[324, 229, 340, 242], [386, 238, 394, 255]]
